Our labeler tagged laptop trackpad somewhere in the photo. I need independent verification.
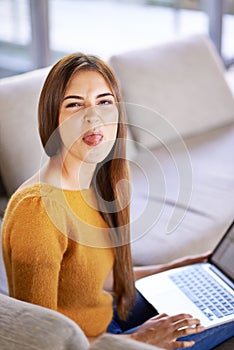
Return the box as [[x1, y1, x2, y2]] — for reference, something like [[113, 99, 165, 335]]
[[136, 274, 211, 326]]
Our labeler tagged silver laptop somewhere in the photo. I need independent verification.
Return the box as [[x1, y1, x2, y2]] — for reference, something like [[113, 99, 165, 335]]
[[136, 221, 234, 328]]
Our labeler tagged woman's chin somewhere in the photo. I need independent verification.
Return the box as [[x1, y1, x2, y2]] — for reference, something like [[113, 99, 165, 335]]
[[83, 142, 115, 164]]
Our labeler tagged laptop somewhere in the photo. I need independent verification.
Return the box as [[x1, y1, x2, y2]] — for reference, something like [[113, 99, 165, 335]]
[[135, 220, 234, 328]]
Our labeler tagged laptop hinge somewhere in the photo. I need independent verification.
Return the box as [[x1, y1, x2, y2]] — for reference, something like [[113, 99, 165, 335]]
[[209, 265, 234, 290]]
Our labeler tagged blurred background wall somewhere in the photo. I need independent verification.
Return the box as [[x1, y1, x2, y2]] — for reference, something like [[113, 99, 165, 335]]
[[0, 0, 233, 78]]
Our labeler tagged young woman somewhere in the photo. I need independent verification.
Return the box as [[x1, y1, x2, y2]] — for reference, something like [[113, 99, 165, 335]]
[[2, 53, 233, 349]]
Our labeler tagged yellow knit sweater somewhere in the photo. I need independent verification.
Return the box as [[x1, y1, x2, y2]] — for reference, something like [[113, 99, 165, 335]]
[[2, 184, 114, 337]]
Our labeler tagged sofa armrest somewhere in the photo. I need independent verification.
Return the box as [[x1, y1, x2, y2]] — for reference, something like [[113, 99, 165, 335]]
[[0, 294, 90, 350], [89, 333, 164, 350], [0, 294, 165, 350]]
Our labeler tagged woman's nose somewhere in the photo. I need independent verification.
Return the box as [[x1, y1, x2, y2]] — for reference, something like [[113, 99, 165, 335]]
[[84, 107, 100, 124]]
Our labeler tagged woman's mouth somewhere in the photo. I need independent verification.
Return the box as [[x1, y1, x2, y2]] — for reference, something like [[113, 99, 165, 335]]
[[82, 130, 104, 146]]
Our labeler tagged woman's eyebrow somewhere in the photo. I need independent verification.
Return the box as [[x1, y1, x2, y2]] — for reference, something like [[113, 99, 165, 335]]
[[63, 92, 114, 101], [63, 95, 84, 101], [96, 93, 114, 98]]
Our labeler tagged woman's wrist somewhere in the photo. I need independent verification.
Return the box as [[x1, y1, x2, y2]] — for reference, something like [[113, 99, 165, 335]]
[[134, 262, 171, 280]]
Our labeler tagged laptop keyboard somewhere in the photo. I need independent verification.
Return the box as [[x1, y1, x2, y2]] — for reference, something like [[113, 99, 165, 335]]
[[169, 265, 234, 321]]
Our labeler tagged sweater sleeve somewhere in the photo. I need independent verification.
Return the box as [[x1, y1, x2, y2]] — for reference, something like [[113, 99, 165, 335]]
[[3, 195, 68, 310]]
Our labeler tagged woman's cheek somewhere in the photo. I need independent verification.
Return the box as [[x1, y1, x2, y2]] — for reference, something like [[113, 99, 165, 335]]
[[105, 123, 118, 141], [58, 114, 84, 150]]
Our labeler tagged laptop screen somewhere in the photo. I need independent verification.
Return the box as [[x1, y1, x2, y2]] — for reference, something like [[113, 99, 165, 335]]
[[210, 221, 234, 283]]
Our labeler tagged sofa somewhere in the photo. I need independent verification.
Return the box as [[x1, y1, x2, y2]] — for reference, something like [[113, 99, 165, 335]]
[[0, 35, 234, 349]]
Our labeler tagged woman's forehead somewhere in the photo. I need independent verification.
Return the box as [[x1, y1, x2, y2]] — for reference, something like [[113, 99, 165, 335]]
[[67, 70, 111, 92]]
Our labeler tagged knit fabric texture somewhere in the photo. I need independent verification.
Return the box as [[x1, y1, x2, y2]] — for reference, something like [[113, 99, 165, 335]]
[[2, 184, 114, 337]]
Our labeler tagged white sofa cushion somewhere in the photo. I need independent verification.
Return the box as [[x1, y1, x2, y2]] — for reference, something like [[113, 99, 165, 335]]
[[130, 123, 234, 265], [0, 67, 50, 196], [109, 35, 234, 149]]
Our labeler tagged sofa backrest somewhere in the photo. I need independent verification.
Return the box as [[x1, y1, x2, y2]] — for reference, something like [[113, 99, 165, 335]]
[[109, 35, 234, 150], [0, 67, 50, 196], [0, 35, 233, 196]]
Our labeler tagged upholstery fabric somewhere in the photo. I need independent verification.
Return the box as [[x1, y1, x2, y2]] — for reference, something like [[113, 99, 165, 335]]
[[0, 292, 164, 350], [0, 293, 89, 350], [89, 333, 163, 350], [130, 123, 234, 265], [109, 35, 234, 150], [0, 67, 50, 196]]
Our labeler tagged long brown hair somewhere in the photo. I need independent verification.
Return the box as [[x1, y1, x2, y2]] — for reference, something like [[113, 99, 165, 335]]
[[38, 53, 135, 319]]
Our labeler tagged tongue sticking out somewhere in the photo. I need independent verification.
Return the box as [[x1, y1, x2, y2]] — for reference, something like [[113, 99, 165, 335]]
[[83, 133, 103, 146]]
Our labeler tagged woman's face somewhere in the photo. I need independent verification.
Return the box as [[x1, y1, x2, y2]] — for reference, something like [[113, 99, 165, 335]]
[[58, 70, 118, 164]]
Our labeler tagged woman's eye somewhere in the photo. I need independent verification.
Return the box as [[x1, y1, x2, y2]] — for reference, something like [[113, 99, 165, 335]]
[[98, 100, 113, 105], [66, 102, 83, 108]]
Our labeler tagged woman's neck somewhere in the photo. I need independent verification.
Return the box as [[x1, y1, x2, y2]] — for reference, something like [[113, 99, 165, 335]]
[[40, 150, 97, 191]]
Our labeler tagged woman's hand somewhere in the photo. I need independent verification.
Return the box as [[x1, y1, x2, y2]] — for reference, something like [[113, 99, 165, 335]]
[[130, 313, 205, 349], [134, 251, 211, 280], [166, 251, 211, 271]]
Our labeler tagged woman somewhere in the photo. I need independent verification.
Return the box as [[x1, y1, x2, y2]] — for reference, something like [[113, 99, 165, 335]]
[[2, 53, 233, 349]]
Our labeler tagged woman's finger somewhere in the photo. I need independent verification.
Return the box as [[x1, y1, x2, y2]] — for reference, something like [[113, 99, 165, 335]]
[[172, 340, 195, 348], [151, 313, 168, 320], [172, 317, 201, 330], [176, 324, 205, 338], [168, 313, 194, 323]]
